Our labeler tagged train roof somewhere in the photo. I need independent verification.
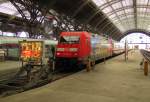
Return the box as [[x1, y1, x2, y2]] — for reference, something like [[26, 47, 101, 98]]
[[60, 31, 89, 36]]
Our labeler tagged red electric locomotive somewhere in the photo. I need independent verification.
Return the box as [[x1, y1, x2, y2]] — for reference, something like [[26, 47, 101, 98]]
[[55, 31, 113, 69]]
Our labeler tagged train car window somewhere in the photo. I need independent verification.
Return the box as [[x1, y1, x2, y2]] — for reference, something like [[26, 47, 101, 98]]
[[60, 36, 80, 44]]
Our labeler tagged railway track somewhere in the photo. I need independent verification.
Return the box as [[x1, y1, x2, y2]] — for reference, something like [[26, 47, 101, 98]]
[[0, 65, 83, 97], [0, 51, 125, 97], [140, 49, 150, 62]]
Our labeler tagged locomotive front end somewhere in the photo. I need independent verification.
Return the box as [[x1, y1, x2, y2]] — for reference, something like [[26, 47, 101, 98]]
[[56, 35, 80, 58], [55, 33, 81, 68]]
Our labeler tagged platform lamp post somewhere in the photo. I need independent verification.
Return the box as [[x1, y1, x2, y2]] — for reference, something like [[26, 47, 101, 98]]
[[125, 39, 128, 61], [144, 60, 148, 76], [146, 36, 148, 50]]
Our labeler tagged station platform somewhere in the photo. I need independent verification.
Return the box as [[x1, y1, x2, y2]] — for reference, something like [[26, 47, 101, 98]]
[[1, 50, 150, 102]]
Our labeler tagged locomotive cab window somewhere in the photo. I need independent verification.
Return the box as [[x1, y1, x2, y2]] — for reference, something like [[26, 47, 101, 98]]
[[59, 36, 80, 44]]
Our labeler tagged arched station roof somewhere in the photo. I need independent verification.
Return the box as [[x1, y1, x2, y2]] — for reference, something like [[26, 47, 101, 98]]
[[92, 0, 150, 33], [0, 0, 150, 41], [48, 0, 150, 40]]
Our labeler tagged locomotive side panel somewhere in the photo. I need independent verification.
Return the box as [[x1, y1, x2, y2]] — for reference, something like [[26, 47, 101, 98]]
[[79, 32, 91, 60]]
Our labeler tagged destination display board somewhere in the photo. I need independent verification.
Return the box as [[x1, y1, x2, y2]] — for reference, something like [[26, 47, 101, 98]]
[[20, 41, 43, 62]]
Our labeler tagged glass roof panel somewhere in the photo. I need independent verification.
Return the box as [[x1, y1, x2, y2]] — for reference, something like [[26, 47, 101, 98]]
[[115, 22, 125, 31], [102, 6, 113, 13], [0, 1, 30, 18], [92, 0, 150, 32], [93, 0, 106, 7], [116, 11, 125, 16], [137, 8, 147, 13], [149, 1, 150, 5], [114, 17, 134, 25], [0, 2, 18, 15], [137, 0, 148, 5], [109, 13, 116, 18], [122, 0, 133, 7], [111, 2, 122, 9], [126, 0, 133, 5], [125, 9, 134, 13], [146, 8, 150, 13]]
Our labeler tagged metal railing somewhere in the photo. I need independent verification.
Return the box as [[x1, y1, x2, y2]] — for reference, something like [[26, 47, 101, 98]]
[[140, 49, 150, 76]]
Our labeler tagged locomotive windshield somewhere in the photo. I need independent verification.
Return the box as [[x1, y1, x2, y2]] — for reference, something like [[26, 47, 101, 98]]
[[60, 36, 80, 44]]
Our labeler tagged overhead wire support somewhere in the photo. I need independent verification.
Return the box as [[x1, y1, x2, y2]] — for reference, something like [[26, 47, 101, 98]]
[[133, 0, 137, 29]]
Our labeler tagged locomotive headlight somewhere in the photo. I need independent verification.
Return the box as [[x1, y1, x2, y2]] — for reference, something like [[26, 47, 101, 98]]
[[69, 48, 78, 52], [57, 48, 65, 51], [56, 52, 60, 55]]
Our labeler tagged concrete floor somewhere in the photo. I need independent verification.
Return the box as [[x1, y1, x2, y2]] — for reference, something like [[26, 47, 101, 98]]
[[1, 50, 150, 102]]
